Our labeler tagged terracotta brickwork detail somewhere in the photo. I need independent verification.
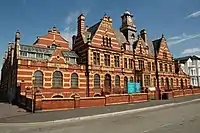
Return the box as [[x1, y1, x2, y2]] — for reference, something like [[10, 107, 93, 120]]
[[0, 11, 190, 107]]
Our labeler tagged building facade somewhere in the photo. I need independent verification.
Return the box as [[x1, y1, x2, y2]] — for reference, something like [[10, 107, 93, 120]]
[[176, 55, 200, 87], [0, 11, 190, 103]]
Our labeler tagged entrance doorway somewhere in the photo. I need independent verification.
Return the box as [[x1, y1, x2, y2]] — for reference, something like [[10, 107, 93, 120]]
[[104, 74, 111, 93], [166, 78, 169, 90], [124, 76, 128, 93], [181, 79, 184, 89]]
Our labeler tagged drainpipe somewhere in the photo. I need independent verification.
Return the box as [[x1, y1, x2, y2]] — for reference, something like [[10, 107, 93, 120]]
[[86, 63, 90, 97]]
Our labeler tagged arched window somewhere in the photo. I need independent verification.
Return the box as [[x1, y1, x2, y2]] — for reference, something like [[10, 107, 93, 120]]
[[71, 73, 78, 88], [115, 75, 120, 87], [130, 76, 133, 82], [104, 74, 111, 92], [161, 78, 164, 86], [53, 71, 63, 88], [171, 78, 173, 88], [124, 76, 128, 92], [94, 74, 100, 88], [33, 70, 43, 87], [52, 95, 63, 98]]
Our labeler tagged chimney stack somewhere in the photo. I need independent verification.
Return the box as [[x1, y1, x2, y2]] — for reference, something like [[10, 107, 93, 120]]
[[77, 14, 85, 35], [140, 29, 147, 43], [72, 35, 76, 45], [15, 30, 20, 45]]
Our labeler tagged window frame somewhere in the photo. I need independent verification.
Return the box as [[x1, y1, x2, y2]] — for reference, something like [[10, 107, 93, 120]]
[[94, 74, 100, 88], [71, 73, 79, 88], [52, 71, 63, 88], [115, 75, 120, 87], [33, 70, 43, 88]]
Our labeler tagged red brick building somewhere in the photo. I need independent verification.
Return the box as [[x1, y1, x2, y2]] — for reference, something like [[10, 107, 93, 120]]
[[0, 11, 189, 103]]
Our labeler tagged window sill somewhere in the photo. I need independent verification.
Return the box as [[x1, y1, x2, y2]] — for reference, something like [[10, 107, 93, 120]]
[[70, 87, 79, 89], [51, 87, 63, 89]]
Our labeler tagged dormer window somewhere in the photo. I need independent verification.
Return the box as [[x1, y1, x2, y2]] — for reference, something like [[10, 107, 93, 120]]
[[69, 57, 76, 64]]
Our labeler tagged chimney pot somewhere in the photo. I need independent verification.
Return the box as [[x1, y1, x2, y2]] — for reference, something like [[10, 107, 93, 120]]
[[140, 29, 147, 42], [15, 31, 20, 39]]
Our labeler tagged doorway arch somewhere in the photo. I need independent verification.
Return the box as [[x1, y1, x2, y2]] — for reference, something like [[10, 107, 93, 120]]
[[166, 78, 169, 90], [104, 74, 111, 93], [181, 79, 184, 89], [124, 76, 128, 93]]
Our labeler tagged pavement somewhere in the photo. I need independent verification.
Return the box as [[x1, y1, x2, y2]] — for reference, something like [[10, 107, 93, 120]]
[[0, 94, 200, 133], [0, 94, 200, 123], [0, 102, 27, 119]]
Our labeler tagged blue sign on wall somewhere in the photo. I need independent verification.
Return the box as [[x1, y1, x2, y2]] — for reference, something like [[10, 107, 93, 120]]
[[128, 82, 141, 94], [128, 82, 135, 94], [135, 82, 141, 92]]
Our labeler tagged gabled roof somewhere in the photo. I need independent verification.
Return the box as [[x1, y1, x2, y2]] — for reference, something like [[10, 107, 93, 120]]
[[33, 26, 70, 50], [81, 17, 127, 45]]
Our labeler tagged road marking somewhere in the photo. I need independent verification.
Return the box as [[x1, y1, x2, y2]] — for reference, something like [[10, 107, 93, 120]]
[[0, 98, 200, 126]]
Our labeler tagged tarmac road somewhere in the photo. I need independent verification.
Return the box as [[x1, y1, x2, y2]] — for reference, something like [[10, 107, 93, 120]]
[[1, 98, 200, 133]]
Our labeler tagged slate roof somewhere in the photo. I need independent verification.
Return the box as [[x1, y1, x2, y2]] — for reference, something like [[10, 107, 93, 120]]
[[175, 55, 200, 63], [20, 44, 79, 59], [87, 22, 101, 39], [147, 40, 155, 56], [113, 29, 127, 44], [62, 51, 79, 58], [20, 44, 54, 54], [80, 15, 158, 57], [152, 38, 162, 55]]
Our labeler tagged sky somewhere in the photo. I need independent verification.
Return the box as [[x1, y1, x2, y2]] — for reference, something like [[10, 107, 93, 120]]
[[0, 0, 200, 75]]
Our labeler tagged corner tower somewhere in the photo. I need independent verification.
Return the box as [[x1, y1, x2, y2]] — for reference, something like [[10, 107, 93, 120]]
[[120, 11, 137, 44]]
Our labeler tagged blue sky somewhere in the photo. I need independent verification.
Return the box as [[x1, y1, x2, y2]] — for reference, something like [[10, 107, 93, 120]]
[[0, 0, 200, 72]]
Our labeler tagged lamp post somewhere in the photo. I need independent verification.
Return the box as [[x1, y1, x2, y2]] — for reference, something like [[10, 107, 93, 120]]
[[32, 76, 36, 113]]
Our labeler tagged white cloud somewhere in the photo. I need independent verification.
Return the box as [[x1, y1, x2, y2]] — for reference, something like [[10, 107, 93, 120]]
[[185, 11, 200, 19], [61, 10, 89, 48], [167, 33, 200, 46], [182, 48, 200, 55]]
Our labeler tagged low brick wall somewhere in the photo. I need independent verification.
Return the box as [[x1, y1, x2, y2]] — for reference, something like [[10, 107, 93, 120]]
[[184, 89, 193, 95], [193, 89, 200, 94], [129, 93, 148, 103], [79, 97, 105, 108], [105, 94, 129, 105], [41, 98, 74, 110], [173, 90, 184, 97], [31, 93, 148, 111]]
